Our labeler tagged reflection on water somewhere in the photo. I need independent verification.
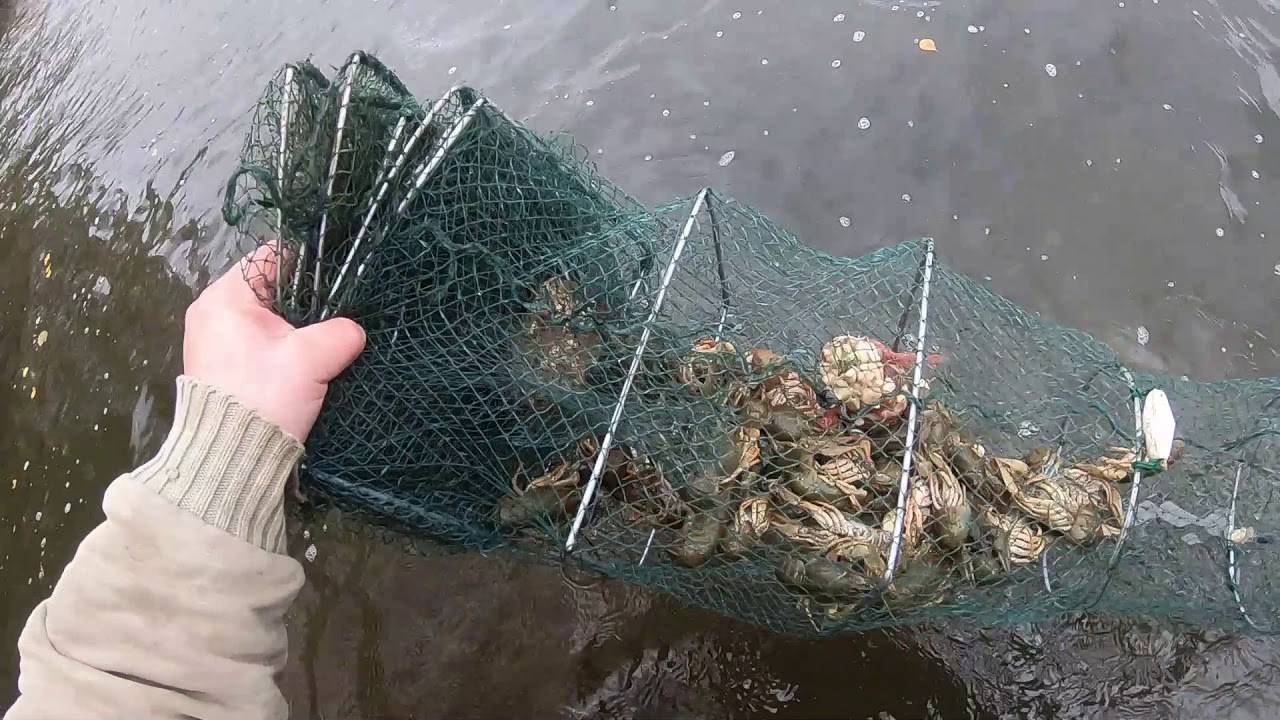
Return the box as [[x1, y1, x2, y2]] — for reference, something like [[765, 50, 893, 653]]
[[3, 0, 1280, 716]]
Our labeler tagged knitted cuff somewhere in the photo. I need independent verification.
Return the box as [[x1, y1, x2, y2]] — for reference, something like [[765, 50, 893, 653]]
[[131, 376, 303, 554]]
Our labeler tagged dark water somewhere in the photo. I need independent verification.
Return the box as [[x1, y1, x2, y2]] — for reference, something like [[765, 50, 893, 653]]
[[2, 0, 1279, 717]]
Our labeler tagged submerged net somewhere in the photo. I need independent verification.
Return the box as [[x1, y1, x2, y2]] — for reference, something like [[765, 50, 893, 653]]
[[223, 53, 1280, 636]]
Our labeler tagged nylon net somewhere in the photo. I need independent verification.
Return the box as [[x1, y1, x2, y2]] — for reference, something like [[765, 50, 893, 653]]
[[223, 53, 1280, 636]]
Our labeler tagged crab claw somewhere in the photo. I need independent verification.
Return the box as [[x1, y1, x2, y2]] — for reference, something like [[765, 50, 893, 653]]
[[817, 407, 843, 432], [866, 395, 909, 428], [870, 339, 943, 370]]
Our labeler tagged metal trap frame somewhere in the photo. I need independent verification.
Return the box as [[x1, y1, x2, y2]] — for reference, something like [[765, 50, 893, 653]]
[[259, 52, 1280, 633]]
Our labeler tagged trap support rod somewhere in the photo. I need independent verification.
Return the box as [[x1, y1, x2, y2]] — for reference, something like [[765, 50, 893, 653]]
[[566, 187, 709, 551], [320, 115, 407, 319], [1109, 367, 1147, 565], [276, 65, 296, 311], [309, 52, 362, 320], [883, 238, 936, 583], [323, 86, 467, 316]]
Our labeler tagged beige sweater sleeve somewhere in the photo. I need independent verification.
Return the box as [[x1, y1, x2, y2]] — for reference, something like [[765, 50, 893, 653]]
[[6, 377, 307, 720]]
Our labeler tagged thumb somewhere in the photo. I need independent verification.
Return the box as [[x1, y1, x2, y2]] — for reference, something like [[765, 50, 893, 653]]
[[288, 318, 367, 382]]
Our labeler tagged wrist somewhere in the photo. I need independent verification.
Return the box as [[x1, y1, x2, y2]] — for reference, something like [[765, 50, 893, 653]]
[[130, 376, 304, 553]]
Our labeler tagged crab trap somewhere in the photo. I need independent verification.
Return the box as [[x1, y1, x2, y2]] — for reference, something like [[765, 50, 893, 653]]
[[223, 52, 1280, 635]]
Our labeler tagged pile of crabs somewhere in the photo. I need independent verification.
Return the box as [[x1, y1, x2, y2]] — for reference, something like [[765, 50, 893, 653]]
[[497, 278, 1176, 612]]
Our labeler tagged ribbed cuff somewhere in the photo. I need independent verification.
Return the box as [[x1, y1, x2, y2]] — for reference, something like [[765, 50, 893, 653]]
[[131, 376, 304, 554]]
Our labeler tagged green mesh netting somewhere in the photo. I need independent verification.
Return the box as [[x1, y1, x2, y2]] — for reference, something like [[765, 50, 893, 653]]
[[223, 52, 1280, 636]]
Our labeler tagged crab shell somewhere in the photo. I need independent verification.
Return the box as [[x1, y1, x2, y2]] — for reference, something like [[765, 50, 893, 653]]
[[746, 347, 783, 373], [802, 499, 855, 537], [983, 509, 1048, 567], [1069, 470, 1124, 537], [540, 277, 582, 317], [1074, 447, 1136, 482], [820, 335, 895, 409], [760, 370, 820, 415], [924, 450, 966, 511], [768, 514, 844, 553], [736, 496, 771, 536], [1016, 476, 1101, 542], [813, 438, 875, 493], [826, 537, 889, 577], [817, 454, 874, 489], [523, 317, 599, 385], [881, 483, 930, 552], [988, 456, 1030, 497], [678, 338, 740, 395], [724, 426, 762, 479], [523, 461, 579, 492]]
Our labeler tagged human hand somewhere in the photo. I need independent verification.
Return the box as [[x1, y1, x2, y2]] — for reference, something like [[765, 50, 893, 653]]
[[183, 246, 366, 441]]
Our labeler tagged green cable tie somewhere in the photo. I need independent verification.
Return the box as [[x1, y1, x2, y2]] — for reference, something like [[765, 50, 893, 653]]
[[1132, 459, 1165, 475]]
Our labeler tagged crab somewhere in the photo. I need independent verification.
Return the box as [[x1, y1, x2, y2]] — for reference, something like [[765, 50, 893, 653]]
[[944, 435, 1007, 501], [519, 460, 580, 494], [768, 509, 888, 577], [768, 513, 844, 551], [815, 437, 875, 488], [1065, 468, 1125, 538], [826, 536, 889, 577], [760, 368, 820, 416], [678, 338, 742, 397], [670, 506, 729, 568], [772, 486, 886, 547], [778, 556, 876, 598], [1074, 446, 1138, 482], [739, 347, 833, 437], [1014, 474, 1102, 543], [988, 455, 1031, 498], [736, 496, 771, 535], [685, 425, 763, 502], [880, 482, 931, 556], [538, 276, 582, 318], [869, 455, 907, 492], [1024, 445, 1064, 477], [730, 426, 763, 479], [980, 508, 1049, 568], [920, 448, 972, 551], [916, 403, 959, 448], [577, 439, 686, 524], [720, 495, 772, 558], [521, 315, 600, 386], [781, 437, 873, 509], [497, 459, 582, 528]]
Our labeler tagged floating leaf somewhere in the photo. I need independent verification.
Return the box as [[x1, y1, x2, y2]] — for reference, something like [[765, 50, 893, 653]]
[[918, 38, 937, 52]]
